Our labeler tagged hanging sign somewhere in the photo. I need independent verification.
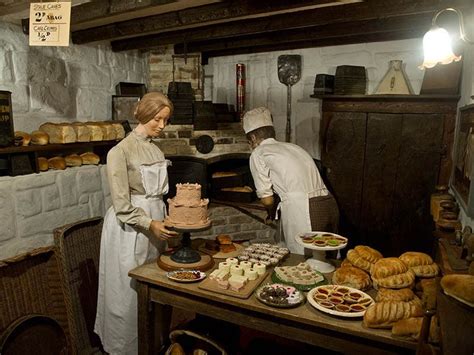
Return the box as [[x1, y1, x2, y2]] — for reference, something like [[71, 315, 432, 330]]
[[29, 2, 71, 46]]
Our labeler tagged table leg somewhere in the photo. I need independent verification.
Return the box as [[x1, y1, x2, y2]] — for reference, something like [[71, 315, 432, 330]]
[[154, 303, 172, 351]]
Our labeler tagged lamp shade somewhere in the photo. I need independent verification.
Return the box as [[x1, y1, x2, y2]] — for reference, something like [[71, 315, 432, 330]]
[[420, 26, 462, 69]]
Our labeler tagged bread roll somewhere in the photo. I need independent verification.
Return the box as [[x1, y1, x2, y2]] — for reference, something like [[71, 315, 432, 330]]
[[39, 123, 76, 144], [80, 152, 100, 165], [31, 130, 49, 145], [332, 266, 371, 290], [65, 154, 83, 167], [71, 123, 91, 142], [363, 301, 423, 329], [48, 157, 66, 170], [376, 288, 416, 302], [399, 252, 434, 267], [37, 157, 48, 171], [392, 316, 439, 343], [85, 123, 104, 141], [440, 274, 474, 305], [15, 131, 31, 146], [371, 258, 408, 279], [346, 245, 383, 272]]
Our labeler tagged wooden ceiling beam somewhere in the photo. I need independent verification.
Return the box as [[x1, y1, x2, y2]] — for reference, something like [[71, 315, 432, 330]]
[[109, 0, 471, 52], [72, 0, 353, 44], [200, 29, 426, 64], [173, 14, 432, 54]]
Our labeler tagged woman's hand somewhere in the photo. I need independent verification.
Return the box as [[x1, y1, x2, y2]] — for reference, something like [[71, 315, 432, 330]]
[[150, 220, 178, 241]]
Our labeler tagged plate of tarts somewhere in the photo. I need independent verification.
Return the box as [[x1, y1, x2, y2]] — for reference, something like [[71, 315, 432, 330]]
[[307, 285, 374, 317], [166, 270, 206, 283], [297, 232, 348, 251]]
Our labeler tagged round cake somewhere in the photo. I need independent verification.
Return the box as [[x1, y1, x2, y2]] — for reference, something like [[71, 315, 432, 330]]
[[167, 183, 210, 228]]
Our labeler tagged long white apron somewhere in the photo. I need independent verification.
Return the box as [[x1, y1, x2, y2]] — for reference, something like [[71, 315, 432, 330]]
[[279, 188, 328, 255], [94, 161, 169, 355]]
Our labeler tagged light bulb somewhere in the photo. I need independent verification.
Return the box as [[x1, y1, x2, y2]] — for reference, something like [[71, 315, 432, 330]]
[[420, 26, 462, 69]]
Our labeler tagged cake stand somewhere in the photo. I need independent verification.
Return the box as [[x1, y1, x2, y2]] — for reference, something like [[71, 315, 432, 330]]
[[295, 231, 348, 273], [157, 221, 214, 272]]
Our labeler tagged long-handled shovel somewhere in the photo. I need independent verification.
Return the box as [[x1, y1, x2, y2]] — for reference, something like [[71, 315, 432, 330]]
[[278, 55, 302, 142]]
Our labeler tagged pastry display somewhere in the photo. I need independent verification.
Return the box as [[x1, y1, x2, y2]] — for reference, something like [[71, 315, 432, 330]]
[[298, 232, 347, 248], [371, 258, 415, 289], [256, 283, 304, 308], [308, 285, 374, 317], [332, 266, 371, 290], [362, 301, 423, 329], [166, 183, 210, 228], [440, 274, 474, 306], [399, 252, 439, 278], [273, 262, 325, 291], [346, 245, 383, 272], [167, 270, 206, 283], [376, 288, 417, 303], [238, 243, 289, 266]]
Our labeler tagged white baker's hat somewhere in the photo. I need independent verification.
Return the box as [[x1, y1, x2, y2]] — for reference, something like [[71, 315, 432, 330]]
[[242, 107, 273, 134]]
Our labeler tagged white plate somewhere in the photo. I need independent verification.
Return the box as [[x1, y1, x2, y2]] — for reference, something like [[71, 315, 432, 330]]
[[296, 231, 348, 251], [307, 285, 374, 318], [166, 270, 206, 283]]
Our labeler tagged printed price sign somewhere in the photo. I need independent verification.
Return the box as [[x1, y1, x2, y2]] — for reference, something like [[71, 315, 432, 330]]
[[29, 2, 71, 46]]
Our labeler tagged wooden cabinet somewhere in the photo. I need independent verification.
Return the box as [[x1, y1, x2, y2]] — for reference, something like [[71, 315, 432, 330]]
[[319, 95, 459, 255]]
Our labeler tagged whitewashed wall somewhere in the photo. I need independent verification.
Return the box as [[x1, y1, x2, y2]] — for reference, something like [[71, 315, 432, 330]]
[[0, 21, 148, 133]]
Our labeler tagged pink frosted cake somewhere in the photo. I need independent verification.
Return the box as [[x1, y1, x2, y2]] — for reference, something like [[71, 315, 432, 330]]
[[167, 183, 210, 228]]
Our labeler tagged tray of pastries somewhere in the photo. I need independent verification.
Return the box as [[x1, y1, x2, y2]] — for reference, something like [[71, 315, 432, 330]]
[[238, 243, 290, 267], [255, 283, 305, 308], [272, 262, 327, 291], [297, 232, 348, 250], [308, 285, 374, 317]]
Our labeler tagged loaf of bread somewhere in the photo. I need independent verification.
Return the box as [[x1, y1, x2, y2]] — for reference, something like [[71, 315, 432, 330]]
[[85, 123, 104, 141], [373, 270, 416, 289], [392, 316, 440, 343], [372, 258, 408, 279], [39, 123, 76, 144], [65, 154, 82, 167], [346, 245, 383, 272], [31, 130, 49, 145], [37, 157, 48, 171], [80, 152, 100, 165], [97, 122, 117, 140], [376, 288, 416, 302], [363, 301, 423, 329], [332, 266, 371, 290], [111, 122, 125, 139], [15, 131, 31, 146], [48, 157, 66, 170], [399, 252, 433, 267], [71, 123, 91, 142], [440, 274, 474, 305]]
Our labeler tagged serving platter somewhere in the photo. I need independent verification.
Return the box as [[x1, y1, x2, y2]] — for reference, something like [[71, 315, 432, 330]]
[[255, 283, 305, 308], [307, 285, 374, 318], [296, 232, 348, 251], [166, 270, 206, 283], [271, 270, 327, 292]]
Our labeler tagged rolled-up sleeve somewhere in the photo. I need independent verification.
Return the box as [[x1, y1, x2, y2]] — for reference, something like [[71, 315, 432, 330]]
[[107, 147, 152, 230], [249, 150, 273, 198]]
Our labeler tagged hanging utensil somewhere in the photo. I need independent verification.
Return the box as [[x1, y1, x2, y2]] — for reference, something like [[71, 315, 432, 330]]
[[278, 55, 302, 142]]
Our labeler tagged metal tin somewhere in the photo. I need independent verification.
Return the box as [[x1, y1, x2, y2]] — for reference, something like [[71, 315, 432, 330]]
[[236, 64, 246, 118], [0, 91, 14, 147]]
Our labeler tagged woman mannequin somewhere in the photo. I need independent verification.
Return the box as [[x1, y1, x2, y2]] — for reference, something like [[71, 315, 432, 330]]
[[95, 92, 177, 355]]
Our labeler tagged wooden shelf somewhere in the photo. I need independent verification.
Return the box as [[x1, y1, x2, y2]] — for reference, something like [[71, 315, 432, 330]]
[[0, 140, 118, 154], [310, 94, 460, 101]]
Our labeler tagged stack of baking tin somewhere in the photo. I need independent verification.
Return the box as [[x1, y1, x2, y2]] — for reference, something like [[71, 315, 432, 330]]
[[167, 82, 194, 124], [334, 66, 367, 95]]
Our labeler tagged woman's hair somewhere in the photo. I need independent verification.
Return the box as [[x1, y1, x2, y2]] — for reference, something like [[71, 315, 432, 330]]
[[134, 92, 174, 124], [246, 125, 276, 141]]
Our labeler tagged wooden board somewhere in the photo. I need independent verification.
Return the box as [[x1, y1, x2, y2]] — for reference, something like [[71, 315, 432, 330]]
[[198, 271, 268, 299], [198, 242, 244, 259]]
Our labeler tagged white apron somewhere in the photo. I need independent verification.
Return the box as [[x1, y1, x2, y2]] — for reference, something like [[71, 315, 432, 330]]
[[278, 188, 328, 255], [94, 160, 170, 355]]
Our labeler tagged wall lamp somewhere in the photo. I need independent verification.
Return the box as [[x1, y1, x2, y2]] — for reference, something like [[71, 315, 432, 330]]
[[420, 7, 473, 69]]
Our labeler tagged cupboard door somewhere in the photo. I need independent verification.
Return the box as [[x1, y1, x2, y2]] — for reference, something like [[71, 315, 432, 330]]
[[321, 111, 366, 234], [360, 114, 403, 255], [391, 113, 444, 254]]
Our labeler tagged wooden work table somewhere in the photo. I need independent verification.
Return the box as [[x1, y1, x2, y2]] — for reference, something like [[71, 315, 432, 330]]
[[129, 254, 417, 355]]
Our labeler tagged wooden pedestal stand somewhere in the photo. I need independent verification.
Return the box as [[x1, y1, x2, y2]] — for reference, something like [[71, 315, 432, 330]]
[[157, 224, 214, 272]]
